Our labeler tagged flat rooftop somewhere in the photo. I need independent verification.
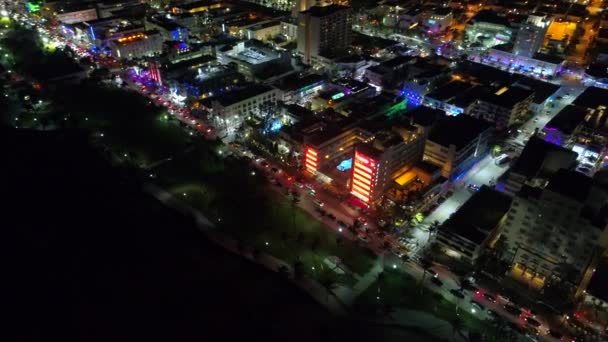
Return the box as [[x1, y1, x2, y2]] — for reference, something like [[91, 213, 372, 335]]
[[546, 168, 592, 203], [439, 186, 512, 245], [273, 73, 326, 92], [426, 80, 475, 102], [202, 84, 274, 107], [301, 4, 350, 17], [545, 105, 588, 135], [512, 77, 559, 104], [479, 86, 534, 108], [573, 86, 608, 110], [470, 10, 512, 27], [428, 115, 490, 150], [511, 136, 577, 178]]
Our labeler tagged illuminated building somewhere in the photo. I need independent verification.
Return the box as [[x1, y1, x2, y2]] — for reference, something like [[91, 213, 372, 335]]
[[145, 15, 189, 42], [423, 80, 479, 116], [469, 86, 534, 131], [350, 149, 377, 203], [148, 62, 162, 86], [500, 169, 608, 290], [436, 186, 511, 265], [365, 55, 415, 89], [110, 30, 163, 60], [465, 10, 516, 49], [199, 85, 280, 137], [273, 73, 326, 103], [297, 5, 352, 65], [423, 115, 491, 180], [216, 40, 292, 81], [349, 122, 428, 204], [513, 14, 550, 58], [304, 146, 318, 173], [502, 137, 577, 197], [423, 7, 452, 33], [171, 0, 223, 14]]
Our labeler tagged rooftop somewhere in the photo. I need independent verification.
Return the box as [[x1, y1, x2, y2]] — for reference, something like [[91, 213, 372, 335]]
[[546, 168, 593, 203], [573, 86, 608, 110], [511, 136, 578, 178], [545, 105, 588, 135], [479, 86, 534, 108], [470, 10, 512, 27], [425, 80, 475, 102], [301, 4, 351, 17], [440, 186, 512, 245], [203, 84, 274, 107], [532, 53, 565, 65], [273, 73, 326, 91], [428, 115, 491, 150], [401, 106, 445, 127], [512, 77, 559, 104]]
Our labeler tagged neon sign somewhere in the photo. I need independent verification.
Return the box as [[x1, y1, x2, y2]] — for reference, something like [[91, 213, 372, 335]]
[[304, 147, 318, 174], [350, 151, 376, 203], [331, 92, 345, 100]]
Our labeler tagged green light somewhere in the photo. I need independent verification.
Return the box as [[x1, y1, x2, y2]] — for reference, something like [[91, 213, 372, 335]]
[[331, 92, 345, 100], [26, 2, 41, 12], [384, 98, 407, 118]]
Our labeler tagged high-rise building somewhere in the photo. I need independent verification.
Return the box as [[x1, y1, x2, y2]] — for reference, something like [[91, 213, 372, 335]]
[[513, 14, 550, 58], [297, 4, 352, 64]]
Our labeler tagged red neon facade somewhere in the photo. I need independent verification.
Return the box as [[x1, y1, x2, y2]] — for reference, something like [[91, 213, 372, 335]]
[[350, 151, 376, 203], [304, 146, 318, 173], [149, 62, 162, 86]]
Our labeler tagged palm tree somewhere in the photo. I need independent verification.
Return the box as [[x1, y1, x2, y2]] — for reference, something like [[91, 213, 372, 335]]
[[290, 194, 300, 234], [450, 317, 465, 341]]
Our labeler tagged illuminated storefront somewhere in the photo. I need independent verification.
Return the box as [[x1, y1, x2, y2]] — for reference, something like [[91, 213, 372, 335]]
[[349, 151, 377, 204], [304, 146, 318, 174]]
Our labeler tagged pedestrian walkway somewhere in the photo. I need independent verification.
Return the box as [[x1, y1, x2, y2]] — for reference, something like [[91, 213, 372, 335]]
[[145, 183, 476, 340]]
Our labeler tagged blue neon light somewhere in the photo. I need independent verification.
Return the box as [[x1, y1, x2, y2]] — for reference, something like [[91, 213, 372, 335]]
[[90, 25, 96, 42], [337, 158, 352, 171]]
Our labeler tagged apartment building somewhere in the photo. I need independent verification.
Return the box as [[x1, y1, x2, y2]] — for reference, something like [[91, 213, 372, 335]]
[[423, 115, 492, 180]]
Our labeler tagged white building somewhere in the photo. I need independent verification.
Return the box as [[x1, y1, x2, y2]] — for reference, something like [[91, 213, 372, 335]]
[[109, 30, 164, 60], [200, 85, 281, 137], [500, 169, 608, 290], [423, 115, 492, 180], [513, 14, 550, 58]]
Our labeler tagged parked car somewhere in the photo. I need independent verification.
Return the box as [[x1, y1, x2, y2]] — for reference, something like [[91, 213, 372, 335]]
[[504, 304, 522, 316], [425, 268, 438, 278], [431, 277, 443, 287], [450, 289, 465, 299], [525, 318, 541, 328], [483, 293, 497, 303], [470, 301, 483, 312], [313, 199, 324, 207]]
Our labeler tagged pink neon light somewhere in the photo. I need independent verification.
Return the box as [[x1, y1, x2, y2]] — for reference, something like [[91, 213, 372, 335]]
[[354, 163, 374, 175], [352, 178, 371, 191]]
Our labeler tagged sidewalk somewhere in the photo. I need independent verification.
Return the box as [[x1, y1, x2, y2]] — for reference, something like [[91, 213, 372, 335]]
[[144, 183, 348, 315], [145, 183, 476, 341]]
